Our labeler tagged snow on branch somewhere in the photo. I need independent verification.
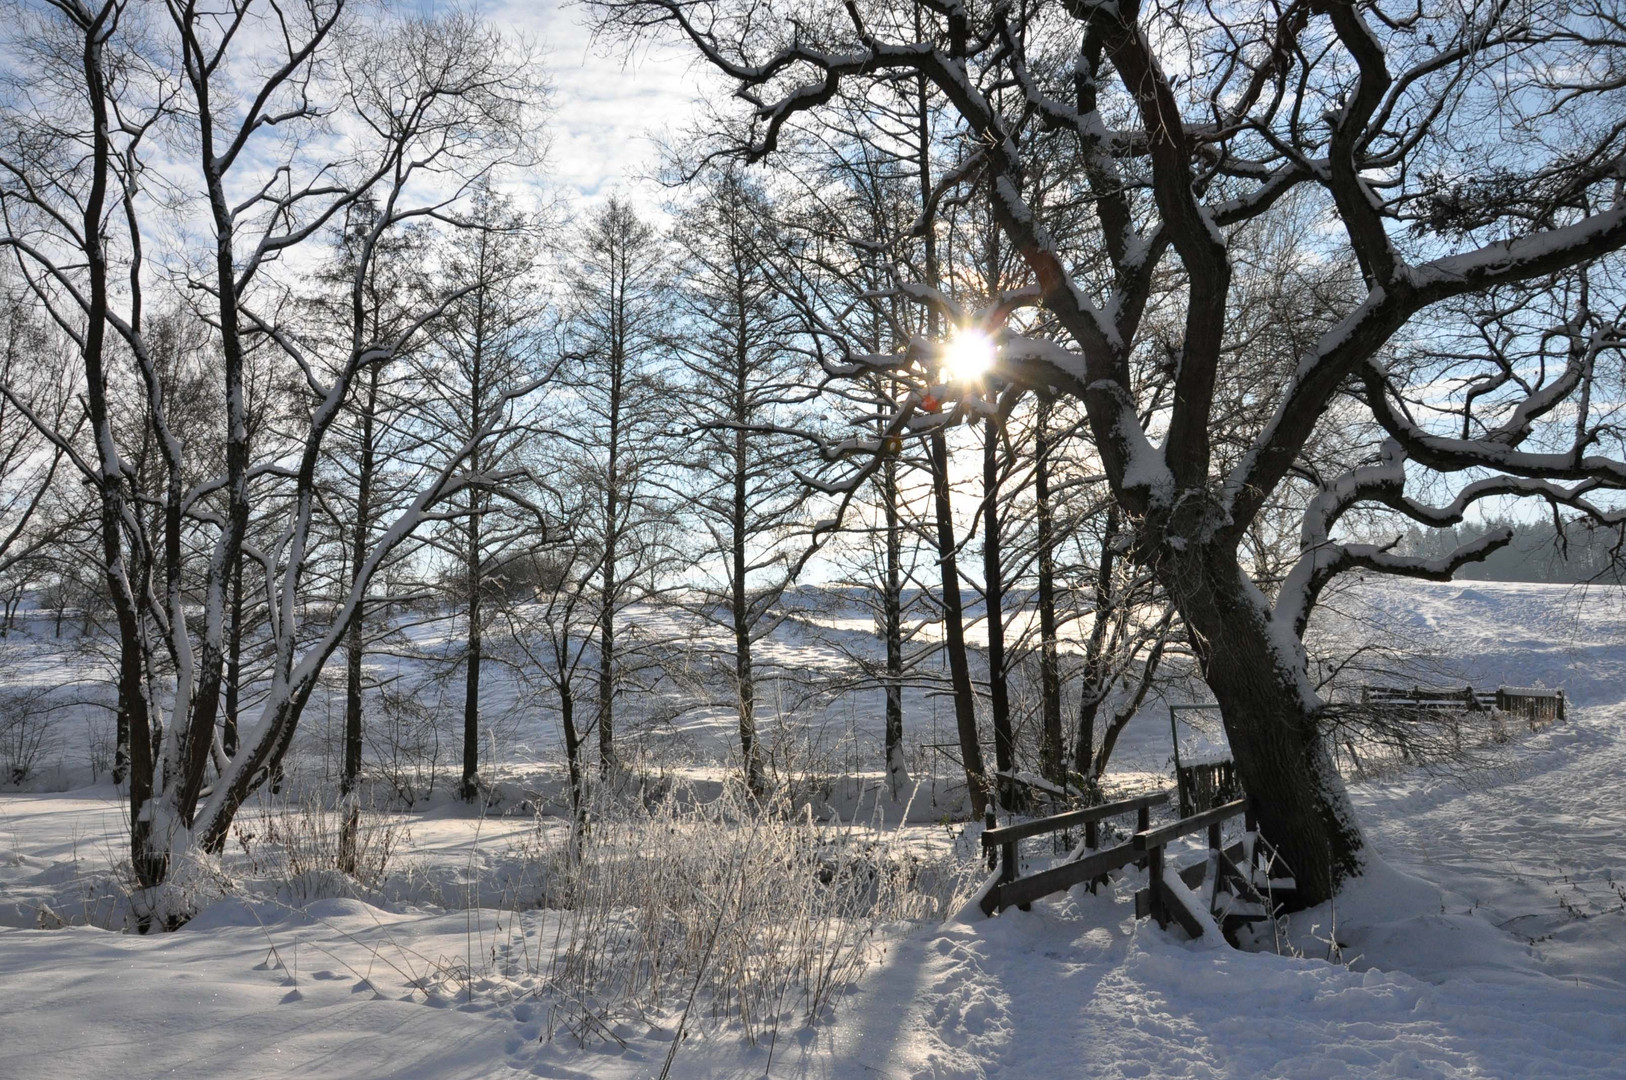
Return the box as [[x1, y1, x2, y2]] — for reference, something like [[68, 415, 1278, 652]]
[[1408, 205, 1626, 302], [1279, 438, 1626, 636], [1362, 358, 1626, 485]]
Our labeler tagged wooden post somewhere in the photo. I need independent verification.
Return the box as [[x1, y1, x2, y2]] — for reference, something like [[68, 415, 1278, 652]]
[[1168, 705, 1187, 817], [1451, 687, 1463, 752], [1085, 818, 1102, 892], [1558, 690, 1566, 723], [1244, 799, 1259, 875], [1135, 804, 1151, 869], [1147, 844, 1166, 927], [1208, 821, 1222, 851], [984, 808, 998, 871], [994, 804, 1017, 889]]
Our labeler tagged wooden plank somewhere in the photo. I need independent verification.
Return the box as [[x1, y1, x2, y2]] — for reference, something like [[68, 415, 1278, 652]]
[[1136, 846, 1249, 927], [978, 876, 1000, 918], [1133, 799, 1248, 851], [1213, 848, 1264, 905], [1177, 841, 1246, 891], [981, 790, 1171, 849], [987, 840, 1143, 913], [1160, 871, 1208, 939]]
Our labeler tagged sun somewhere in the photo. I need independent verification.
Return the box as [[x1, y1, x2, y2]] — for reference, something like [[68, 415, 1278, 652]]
[[942, 328, 997, 383]]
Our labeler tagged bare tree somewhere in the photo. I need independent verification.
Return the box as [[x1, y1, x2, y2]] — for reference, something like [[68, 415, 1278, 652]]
[[417, 180, 552, 802], [561, 197, 679, 777], [501, 488, 603, 829], [0, 283, 77, 584], [670, 168, 819, 794]]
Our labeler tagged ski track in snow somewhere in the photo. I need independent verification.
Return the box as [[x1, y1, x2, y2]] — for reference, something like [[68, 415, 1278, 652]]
[[2, 580, 1626, 1078]]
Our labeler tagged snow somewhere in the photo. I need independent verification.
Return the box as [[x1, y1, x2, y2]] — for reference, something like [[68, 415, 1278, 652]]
[[2, 579, 1626, 1077]]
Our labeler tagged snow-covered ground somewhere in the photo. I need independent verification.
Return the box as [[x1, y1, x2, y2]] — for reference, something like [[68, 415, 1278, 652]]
[[2, 579, 1624, 1078]]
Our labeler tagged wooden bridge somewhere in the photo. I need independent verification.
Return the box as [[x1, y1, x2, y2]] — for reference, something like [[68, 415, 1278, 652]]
[[978, 791, 1291, 946]]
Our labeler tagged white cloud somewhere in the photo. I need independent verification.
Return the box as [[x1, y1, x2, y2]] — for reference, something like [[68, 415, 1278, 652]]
[[485, 0, 711, 210]]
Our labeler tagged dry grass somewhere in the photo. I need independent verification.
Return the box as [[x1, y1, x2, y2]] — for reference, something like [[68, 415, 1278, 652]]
[[493, 780, 977, 1056]]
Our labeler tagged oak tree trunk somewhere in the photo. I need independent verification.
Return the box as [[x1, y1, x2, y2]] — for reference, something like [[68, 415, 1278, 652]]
[[1162, 549, 1361, 907]]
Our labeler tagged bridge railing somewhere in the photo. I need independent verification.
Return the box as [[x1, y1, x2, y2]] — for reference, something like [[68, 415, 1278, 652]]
[[978, 790, 1169, 916], [981, 793, 1293, 945], [1129, 798, 1283, 940]]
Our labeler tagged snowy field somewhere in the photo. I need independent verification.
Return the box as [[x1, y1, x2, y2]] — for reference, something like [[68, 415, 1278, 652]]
[[2, 579, 1625, 1078]]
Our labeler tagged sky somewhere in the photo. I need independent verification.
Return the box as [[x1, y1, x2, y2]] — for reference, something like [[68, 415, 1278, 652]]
[[484, 1, 713, 210]]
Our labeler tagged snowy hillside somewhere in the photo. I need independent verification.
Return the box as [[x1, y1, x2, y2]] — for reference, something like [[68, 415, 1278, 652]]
[[1, 579, 1624, 1078]]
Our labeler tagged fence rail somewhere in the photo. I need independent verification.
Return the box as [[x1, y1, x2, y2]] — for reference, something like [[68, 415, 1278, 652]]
[[1129, 798, 1286, 942], [978, 791, 1169, 916], [1361, 684, 1495, 711], [1359, 683, 1566, 732]]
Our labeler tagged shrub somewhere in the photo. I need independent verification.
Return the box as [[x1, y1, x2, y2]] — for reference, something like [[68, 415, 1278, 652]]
[[520, 781, 976, 1054]]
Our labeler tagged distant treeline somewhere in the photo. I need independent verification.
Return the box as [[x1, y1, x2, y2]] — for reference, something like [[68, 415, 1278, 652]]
[[1398, 518, 1626, 583]]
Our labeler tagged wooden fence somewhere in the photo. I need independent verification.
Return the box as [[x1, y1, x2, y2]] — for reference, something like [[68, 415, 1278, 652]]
[[1176, 759, 1239, 817], [1495, 686, 1565, 730], [1360, 684, 1496, 711], [1359, 683, 1566, 734]]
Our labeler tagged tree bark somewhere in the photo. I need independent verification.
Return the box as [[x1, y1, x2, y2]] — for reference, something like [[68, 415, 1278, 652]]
[[461, 512, 483, 802], [72, 10, 159, 887], [339, 364, 379, 873], [882, 446, 907, 797], [559, 669, 585, 837], [1073, 507, 1119, 780], [931, 429, 987, 817], [731, 417, 763, 794], [596, 269, 624, 778], [224, 545, 243, 759], [343, 365, 379, 803], [460, 312, 486, 802], [982, 416, 1015, 808], [1034, 404, 1064, 784], [916, 65, 985, 817], [1161, 548, 1361, 907]]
